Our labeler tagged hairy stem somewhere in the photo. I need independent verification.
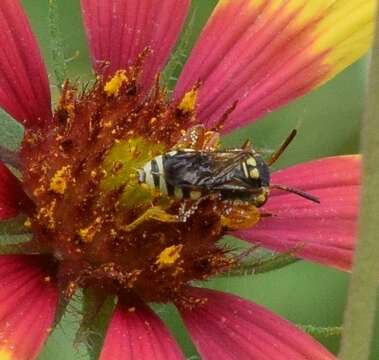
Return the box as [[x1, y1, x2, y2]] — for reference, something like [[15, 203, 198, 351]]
[[48, 0, 67, 89], [340, 5, 379, 360]]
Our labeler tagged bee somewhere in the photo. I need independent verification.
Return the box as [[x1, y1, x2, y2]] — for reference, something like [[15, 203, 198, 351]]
[[123, 126, 319, 232], [137, 128, 319, 208]]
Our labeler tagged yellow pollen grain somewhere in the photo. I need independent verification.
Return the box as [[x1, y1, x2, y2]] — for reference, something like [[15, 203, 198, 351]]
[[24, 218, 32, 228], [50, 166, 71, 195], [102, 119, 113, 128], [0, 348, 12, 360], [37, 200, 57, 230], [33, 185, 45, 197], [178, 88, 198, 113], [104, 70, 129, 97], [156, 244, 183, 268], [78, 217, 102, 243]]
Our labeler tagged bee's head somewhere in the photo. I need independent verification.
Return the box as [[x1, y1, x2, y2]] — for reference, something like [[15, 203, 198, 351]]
[[245, 153, 270, 188], [226, 153, 271, 207]]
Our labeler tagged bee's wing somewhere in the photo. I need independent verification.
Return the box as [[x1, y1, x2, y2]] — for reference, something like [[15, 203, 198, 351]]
[[211, 151, 251, 182], [163, 151, 251, 189], [163, 151, 215, 188]]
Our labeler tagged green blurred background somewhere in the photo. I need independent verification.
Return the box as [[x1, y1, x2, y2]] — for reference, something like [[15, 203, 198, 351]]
[[0, 0, 374, 358]]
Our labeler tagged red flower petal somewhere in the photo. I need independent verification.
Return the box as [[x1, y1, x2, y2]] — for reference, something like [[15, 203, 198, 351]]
[[0, 162, 28, 220], [180, 287, 336, 360], [0, 0, 51, 128], [100, 300, 184, 360], [235, 155, 360, 271], [0, 255, 58, 360], [81, 0, 190, 92], [174, 0, 375, 133]]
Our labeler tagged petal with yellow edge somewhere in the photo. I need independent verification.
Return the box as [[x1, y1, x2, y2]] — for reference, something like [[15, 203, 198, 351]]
[[175, 0, 376, 133], [0, 255, 59, 360]]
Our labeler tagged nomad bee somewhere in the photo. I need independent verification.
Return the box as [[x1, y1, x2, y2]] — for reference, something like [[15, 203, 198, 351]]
[[137, 128, 319, 208]]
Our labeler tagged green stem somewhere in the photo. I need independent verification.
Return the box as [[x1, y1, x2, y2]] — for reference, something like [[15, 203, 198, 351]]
[[298, 325, 342, 339], [48, 0, 66, 89], [339, 6, 379, 360], [220, 251, 299, 277]]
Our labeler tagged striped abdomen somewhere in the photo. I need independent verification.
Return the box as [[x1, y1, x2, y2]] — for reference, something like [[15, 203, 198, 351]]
[[137, 154, 203, 200]]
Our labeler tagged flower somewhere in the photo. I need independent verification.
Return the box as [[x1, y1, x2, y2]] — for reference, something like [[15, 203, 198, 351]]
[[0, 0, 374, 359]]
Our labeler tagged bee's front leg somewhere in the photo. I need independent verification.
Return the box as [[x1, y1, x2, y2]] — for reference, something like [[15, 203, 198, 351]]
[[219, 201, 261, 231], [121, 206, 180, 232]]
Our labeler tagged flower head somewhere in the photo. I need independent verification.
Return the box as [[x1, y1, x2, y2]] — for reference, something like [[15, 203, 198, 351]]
[[0, 0, 374, 359]]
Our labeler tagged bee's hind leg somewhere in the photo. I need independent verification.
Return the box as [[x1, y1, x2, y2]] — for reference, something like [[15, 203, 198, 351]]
[[174, 125, 220, 151], [121, 206, 180, 232]]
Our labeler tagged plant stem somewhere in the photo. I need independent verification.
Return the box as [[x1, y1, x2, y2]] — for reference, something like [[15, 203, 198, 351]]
[[340, 6, 379, 360], [49, 0, 66, 89]]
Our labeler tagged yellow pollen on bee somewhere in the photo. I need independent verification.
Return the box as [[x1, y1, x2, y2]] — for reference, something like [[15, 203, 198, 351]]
[[156, 244, 183, 268], [249, 168, 260, 179], [104, 70, 129, 97], [0, 349, 13, 360], [178, 88, 198, 113], [50, 166, 71, 194]]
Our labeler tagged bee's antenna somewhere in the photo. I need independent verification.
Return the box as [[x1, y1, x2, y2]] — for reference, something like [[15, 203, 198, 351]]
[[241, 139, 252, 151], [270, 184, 320, 204], [267, 129, 297, 166]]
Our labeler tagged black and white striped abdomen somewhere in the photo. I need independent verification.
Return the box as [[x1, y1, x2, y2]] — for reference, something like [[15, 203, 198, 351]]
[[137, 153, 203, 200], [137, 155, 169, 194]]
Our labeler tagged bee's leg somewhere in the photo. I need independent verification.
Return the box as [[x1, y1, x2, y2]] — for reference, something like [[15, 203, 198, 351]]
[[178, 193, 221, 222], [174, 125, 221, 151], [178, 199, 203, 222], [202, 130, 220, 150], [219, 201, 261, 231], [174, 125, 207, 150], [121, 206, 180, 232]]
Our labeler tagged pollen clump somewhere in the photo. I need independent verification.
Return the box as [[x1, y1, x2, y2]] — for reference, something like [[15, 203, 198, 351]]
[[156, 244, 183, 268], [104, 70, 129, 96], [178, 88, 198, 113], [37, 200, 57, 230], [49, 165, 71, 194], [78, 218, 102, 243]]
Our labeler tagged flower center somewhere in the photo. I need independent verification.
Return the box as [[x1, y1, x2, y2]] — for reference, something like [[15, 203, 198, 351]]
[[19, 67, 244, 304]]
